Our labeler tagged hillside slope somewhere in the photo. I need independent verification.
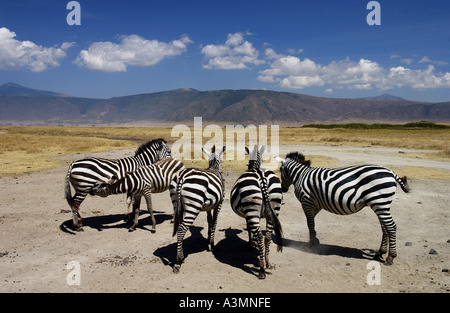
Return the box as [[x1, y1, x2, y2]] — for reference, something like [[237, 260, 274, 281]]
[[0, 84, 448, 125]]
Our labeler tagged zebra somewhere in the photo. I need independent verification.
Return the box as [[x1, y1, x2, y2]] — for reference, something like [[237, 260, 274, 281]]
[[170, 145, 226, 273], [90, 157, 185, 232], [275, 152, 409, 265], [64, 138, 171, 230], [230, 145, 283, 279]]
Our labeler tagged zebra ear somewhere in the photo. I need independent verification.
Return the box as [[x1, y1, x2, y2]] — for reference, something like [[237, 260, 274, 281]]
[[202, 147, 211, 158], [274, 156, 285, 163], [245, 146, 250, 155], [218, 146, 226, 157], [259, 145, 266, 156]]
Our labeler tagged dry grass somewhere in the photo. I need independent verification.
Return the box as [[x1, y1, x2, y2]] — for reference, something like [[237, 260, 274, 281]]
[[0, 126, 138, 176], [279, 127, 450, 154], [1, 125, 449, 177], [390, 166, 450, 180]]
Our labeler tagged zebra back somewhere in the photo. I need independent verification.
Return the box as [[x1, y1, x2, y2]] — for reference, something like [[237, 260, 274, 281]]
[[231, 145, 283, 249], [91, 157, 185, 197], [172, 145, 226, 236], [277, 152, 409, 215], [66, 138, 170, 207]]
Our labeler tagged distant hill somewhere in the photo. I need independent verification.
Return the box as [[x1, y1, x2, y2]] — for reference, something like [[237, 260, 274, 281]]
[[362, 93, 407, 101], [0, 83, 449, 125], [0, 82, 69, 97]]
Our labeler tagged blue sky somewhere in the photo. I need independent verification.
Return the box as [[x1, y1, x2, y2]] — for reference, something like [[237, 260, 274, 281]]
[[0, 0, 449, 102]]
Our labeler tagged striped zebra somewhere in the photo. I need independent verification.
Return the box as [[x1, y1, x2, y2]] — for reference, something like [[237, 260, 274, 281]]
[[90, 157, 185, 232], [230, 145, 283, 279], [275, 152, 409, 265], [170, 145, 226, 273], [64, 138, 170, 230]]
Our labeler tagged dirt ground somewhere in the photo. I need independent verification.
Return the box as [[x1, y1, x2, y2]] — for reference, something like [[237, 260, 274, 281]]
[[0, 144, 449, 293]]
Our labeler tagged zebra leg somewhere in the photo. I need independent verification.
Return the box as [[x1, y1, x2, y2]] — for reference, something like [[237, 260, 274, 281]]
[[129, 196, 141, 232], [72, 206, 83, 230], [373, 206, 397, 265], [144, 190, 156, 232], [125, 193, 134, 222], [173, 223, 189, 273], [264, 220, 274, 269], [71, 192, 86, 230], [245, 222, 257, 249], [207, 201, 223, 251], [207, 210, 213, 245], [374, 224, 388, 262], [253, 229, 266, 279], [302, 203, 320, 247]]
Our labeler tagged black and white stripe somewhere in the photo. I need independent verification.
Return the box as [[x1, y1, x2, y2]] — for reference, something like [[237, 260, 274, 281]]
[[230, 145, 283, 279], [64, 138, 170, 230], [275, 152, 409, 265], [170, 145, 226, 273], [90, 157, 185, 231]]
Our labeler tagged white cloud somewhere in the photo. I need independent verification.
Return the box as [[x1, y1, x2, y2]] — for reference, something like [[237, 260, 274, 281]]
[[75, 34, 193, 72], [387, 65, 450, 90], [418, 56, 448, 65], [0, 27, 74, 72], [258, 49, 450, 91], [400, 58, 414, 65], [280, 75, 324, 89], [201, 32, 264, 70]]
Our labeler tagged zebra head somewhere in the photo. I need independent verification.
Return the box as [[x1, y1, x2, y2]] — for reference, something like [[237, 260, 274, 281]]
[[202, 145, 226, 171], [274, 156, 292, 192], [134, 138, 169, 165], [245, 145, 265, 169], [275, 152, 311, 192], [156, 142, 172, 160]]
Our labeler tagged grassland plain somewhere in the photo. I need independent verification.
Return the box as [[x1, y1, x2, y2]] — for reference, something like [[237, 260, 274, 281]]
[[1, 124, 449, 177]]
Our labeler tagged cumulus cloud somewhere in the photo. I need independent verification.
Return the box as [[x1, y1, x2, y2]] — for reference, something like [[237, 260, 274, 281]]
[[201, 32, 265, 70], [0, 27, 74, 72], [258, 49, 450, 91], [75, 34, 193, 72]]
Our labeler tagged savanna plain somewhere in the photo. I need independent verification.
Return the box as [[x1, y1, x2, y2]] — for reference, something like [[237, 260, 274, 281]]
[[0, 125, 449, 293]]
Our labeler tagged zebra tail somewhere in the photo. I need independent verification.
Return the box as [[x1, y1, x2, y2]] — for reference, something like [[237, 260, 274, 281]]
[[395, 173, 410, 193], [172, 176, 184, 237], [265, 194, 283, 252], [64, 163, 75, 208], [259, 172, 283, 252]]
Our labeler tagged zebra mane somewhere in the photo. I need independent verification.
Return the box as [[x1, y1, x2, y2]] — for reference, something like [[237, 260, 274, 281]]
[[134, 138, 167, 156], [285, 152, 311, 167]]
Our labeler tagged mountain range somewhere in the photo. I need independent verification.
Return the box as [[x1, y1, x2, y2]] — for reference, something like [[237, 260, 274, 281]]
[[0, 83, 449, 126]]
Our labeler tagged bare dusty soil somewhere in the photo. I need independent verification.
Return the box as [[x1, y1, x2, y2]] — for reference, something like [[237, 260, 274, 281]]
[[0, 145, 449, 293]]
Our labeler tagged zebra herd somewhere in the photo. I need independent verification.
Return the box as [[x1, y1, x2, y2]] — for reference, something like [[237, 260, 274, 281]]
[[64, 138, 409, 279]]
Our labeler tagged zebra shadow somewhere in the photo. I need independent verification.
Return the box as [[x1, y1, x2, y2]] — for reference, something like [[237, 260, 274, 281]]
[[153, 226, 208, 268], [283, 237, 375, 260], [212, 228, 265, 278], [59, 211, 173, 234]]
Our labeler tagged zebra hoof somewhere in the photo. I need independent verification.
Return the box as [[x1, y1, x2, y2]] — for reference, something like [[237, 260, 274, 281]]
[[258, 270, 266, 279], [373, 251, 384, 263], [173, 264, 181, 274], [384, 255, 394, 265], [73, 224, 84, 232]]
